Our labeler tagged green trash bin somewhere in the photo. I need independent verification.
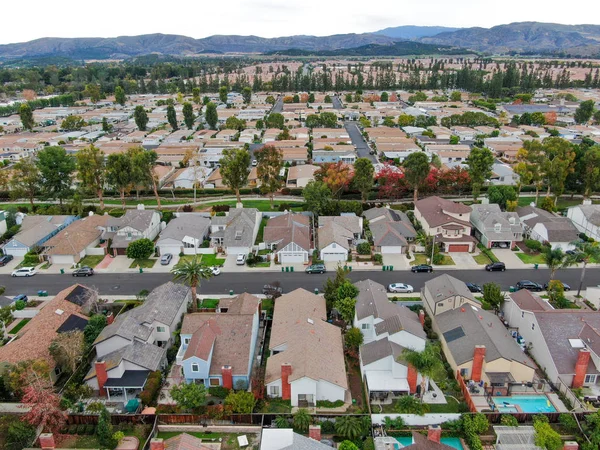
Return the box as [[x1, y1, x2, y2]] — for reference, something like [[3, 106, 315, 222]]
[[314, 288, 319, 295], [390, 265, 393, 271], [348, 266, 352, 272], [509, 286, 516, 292], [534, 264, 539, 269], [281, 267, 284, 272], [139, 267, 143, 274], [60, 268, 64, 274], [290, 266, 294, 272], [230, 289, 234, 296], [382, 265, 386, 271]]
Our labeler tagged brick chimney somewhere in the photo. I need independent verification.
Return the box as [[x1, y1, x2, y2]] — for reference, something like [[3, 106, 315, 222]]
[[39, 433, 55, 450], [309, 425, 322, 441], [428, 425, 442, 444], [281, 363, 292, 400], [419, 310, 425, 328], [472, 345, 486, 383], [563, 442, 579, 450], [572, 349, 591, 389], [106, 312, 115, 325], [150, 438, 165, 450], [222, 365, 233, 390], [407, 364, 418, 394], [95, 361, 108, 397]]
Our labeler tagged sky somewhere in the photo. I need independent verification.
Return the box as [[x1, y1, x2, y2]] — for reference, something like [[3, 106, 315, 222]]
[[2, 0, 600, 44]]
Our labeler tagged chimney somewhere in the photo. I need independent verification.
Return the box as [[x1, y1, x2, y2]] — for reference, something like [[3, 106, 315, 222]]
[[39, 433, 55, 450], [407, 364, 418, 394], [472, 345, 486, 383], [572, 349, 591, 389], [281, 363, 292, 400], [106, 312, 115, 325], [150, 438, 165, 450], [309, 425, 322, 442], [222, 365, 233, 390], [95, 361, 108, 397], [419, 310, 425, 328], [427, 425, 442, 444], [137, 203, 145, 210], [583, 199, 592, 206], [563, 442, 578, 450]]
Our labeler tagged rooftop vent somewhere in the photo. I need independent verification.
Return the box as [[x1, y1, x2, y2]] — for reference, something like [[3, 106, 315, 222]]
[[307, 318, 314, 325], [55, 309, 64, 315]]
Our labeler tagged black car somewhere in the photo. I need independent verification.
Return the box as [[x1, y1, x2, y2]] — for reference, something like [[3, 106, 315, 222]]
[[411, 264, 433, 273], [466, 283, 482, 293], [262, 284, 283, 298], [485, 262, 506, 272], [72, 266, 94, 277], [516, 280, 543, 292], [543, 281, 571, 291], [0, 255, 14, 266]]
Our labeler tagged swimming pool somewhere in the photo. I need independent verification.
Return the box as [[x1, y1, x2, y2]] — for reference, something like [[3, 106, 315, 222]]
[[492, 395, 556, 413], [395, 436, 464, 449]]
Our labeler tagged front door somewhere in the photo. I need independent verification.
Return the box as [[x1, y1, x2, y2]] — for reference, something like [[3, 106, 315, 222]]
[[298, 394, 314, 407]]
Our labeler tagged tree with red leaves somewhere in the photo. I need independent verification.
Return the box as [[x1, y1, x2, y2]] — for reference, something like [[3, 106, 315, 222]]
[[315, 162, 352, 198], [438, 166, 471, 196], [375, 164, 407, 199], [21, 376, 65, 435]]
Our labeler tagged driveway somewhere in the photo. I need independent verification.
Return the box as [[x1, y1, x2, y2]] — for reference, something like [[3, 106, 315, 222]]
[[492, 249, 530, 269], [0, 257, 22, 274], [448, 253, 480, 269], [382, 253, 409, 271]]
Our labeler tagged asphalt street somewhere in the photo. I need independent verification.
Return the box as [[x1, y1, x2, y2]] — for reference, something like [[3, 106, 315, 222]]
[[2, 267, 597, 297], [344, 121, 376, 162]]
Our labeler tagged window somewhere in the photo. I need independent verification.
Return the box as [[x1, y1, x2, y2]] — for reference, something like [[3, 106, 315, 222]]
[[521, 312, 524, 318], [532, 323, 535, 330], [361, 323, 369, 330], [184, 338, 190, 345], [460, 368, 468, 377], [157, 326, 166, 333], [191, 363, 199, 372], [270, 386, 280, 396], [585, 374, 596, 384], [210, 378, 220, 386]]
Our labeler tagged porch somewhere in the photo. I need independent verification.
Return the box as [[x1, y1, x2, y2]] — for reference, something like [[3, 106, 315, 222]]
[[104, 370, 149, 405]]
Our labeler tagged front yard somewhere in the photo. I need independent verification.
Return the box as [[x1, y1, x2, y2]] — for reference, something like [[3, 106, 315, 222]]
[[516, 252, 545, 265], [198, 298, 219, 309], [78, 255, 105, 268], [436, 255, 455, 265], [129, 258, 157, 269], [410, 254, 429, 265], [9, 318, 30, 334], [178, 254, 226, 266], [473, 253, 492, 265]]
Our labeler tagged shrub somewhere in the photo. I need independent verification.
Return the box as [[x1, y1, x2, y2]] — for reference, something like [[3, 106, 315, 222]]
[[432, 253, 444, 264], [139, 371, 162, 406], [15, 300, 26, 310], [558, 413, 578, 433], [373, 254, 383, 264], [357, 242, 371, 255], [320, 420, 336, 433], [208, 386, 230, 399], [126, 238, 155, 260], [500, 415, 519, 426], [316, 399, 345, 408], [525, 239, 542, 252]]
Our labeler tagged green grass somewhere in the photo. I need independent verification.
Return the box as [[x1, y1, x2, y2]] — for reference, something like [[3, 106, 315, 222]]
[[437, 255, 455, 265], [518, 196, 597, 211], [428, 397, 463, 413], [199, 298, 219, 309], [157, 431, 227, 440], [9, 319, 30, 334], [410, 254, 429, 265], [210, 200, 304, 212], [78, 255, 105, 268], [258, 248, 271, 255], [102, 198, 191, 206], [473, 253, 492, 265], [262, 298, 274, 315], [390, 296, 422, 302], [255, 217, 268, 244], [129, 258, 157, 269], [57, 436, 101, 449], [177, 254, 226, 266], [516, 252, 545, 264], [250, 261, 271, 268]]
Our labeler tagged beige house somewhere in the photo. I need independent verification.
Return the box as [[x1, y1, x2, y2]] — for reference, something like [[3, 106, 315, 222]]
[[286, 164, 319, 188]]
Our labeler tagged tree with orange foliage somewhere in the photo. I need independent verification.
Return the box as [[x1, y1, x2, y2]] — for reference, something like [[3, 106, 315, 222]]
[[315, 162, 352, 199], [389, 92, 398, 102], [22, 89, 37, 101], [282, 96, 294, 103], [544, 111, 557, 126], [300, 93, 309, 103], [21, 375, 65, 435], [375, 164, 407, 199]]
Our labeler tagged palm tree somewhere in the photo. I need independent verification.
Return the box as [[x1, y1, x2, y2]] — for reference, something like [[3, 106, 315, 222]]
[[170, 256, 212, 312], [274, 416, 290, 428], [292, 408, 311, 433], [541, 246, 575, 281], [400, 342, 443, 402], [335, 415, 365, 441], [570, 240, 600, 296]]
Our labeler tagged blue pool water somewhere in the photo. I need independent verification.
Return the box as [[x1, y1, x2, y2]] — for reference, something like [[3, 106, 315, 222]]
[[492, 395, 556, 413], [395, 436, 464, 449]]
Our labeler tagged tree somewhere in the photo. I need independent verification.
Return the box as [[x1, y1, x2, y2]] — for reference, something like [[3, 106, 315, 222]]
[[319, 112, 338, 128], [541, 247, 574, 280], [9, 157, 40, 209], [516, 141, 546, 201], [534, 417, 562, 450], [134, 106, 149, 131], [219, 86, 228, 103], [305, 114, 320, 129], [220, 148, 251, 204], [101, 117, 112, 132], [83, 314, 107, 348], [376, 164, 406, 199], [303, 180, 332, 216], [352, 158, 374, 202], [225, 116, 246, 131], [487, 185, 517, 210], [4, 360, 50, 399], [48, 330, 84, 374], [582, 145, 600, 198], [255, 146, 283, 208], [398, 114, 415, 127], [403, 152, 430, 202], [482, 283, 504, 312], [106, 152, 134, 208], [571, 240, 600, 296], [60, 115, 85, 131], [466, 147, 494, 200], [21, 376, 65, 435], [171, 382, 207, 411], [316, 162, 352, 198], [182, 102, 195, 129], [126, 238, 155, 260], [335, 415, 367, 441], [334, 297, 356, 323], [339, 442, 359, 450], [337, 281, 359, 302], [114, 86, 126, 106], [225, 390, 256, 414], [575, 100, 596, 124], [19, 103, 34, 130], [242, 87, 252, 104], [345, 327, 363, 350], [293, 409, 311, 432], [129, 147, 162, 208], [167, 104, 178, 130], [394, 395, 427, 414], [400, 342, 443, 401], [265, 113, 285, 130], [97, 407, 116, 448], [450, 91, 462, 102], [171, 256, 212, 312], [205, 102, 218, 129], [36, 146, 76, 206], [380, 91, 389, 102], [543, 137, 575, 204], [84, 84, 101, 103], [192, 87, 201, 105], [76, 145, 106, 209], [266, 95, 276, 105], [0, 417, 36, 450]]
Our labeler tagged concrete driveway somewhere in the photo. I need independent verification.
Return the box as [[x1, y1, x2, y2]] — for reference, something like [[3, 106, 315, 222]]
[[0, 257, 22, 274], [382, 253, 409, 271], [448, 253, 480, 269], [493, 249, 529, 269]]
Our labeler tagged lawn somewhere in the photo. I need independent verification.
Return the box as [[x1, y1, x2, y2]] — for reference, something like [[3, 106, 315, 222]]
[[78, 255, 105, 268], [437, 255, 455, 265], [256, 398, 292, 413], [410, 254, 429, 265], [60, 425, 151, 449], [516, 252, 545, 265], [129, 258, 157, 269], [262, 298, 274, 316], [428, 397, 464, 413], [9, 318, 30, 334], [518, 196, 596, 211], [255, 217, 268, 244], [390, 297, 422, 302], [209, 200, 304, 212], [178, 254, 226, 266], [102, 198, 191, 206], [473, 253, 492, 265], [250, 261, 271, 268], [199, 298, 219, 309], [157, 431, 227, 440]]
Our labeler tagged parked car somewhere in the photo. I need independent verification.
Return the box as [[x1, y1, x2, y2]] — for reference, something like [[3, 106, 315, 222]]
[[13, 294, 28, 303], [466, 283, 482, 293], [252, 159, 258, 166], [236, 254, 247, 265], [565, 250, 584, 262], [72, 267, 94, 277], [387, 283, 414, 293], [411, 264, 433, 273], [263, 284, 283, 297], [11, 267, 36, 277], [516, 280, 543, 292], [543, 281, 571, 291], [160, 253, 173, 265], [485, 262, 506, 272], [205, 266, 221, 276], [305, 264, 326, 274], [0, 255, 14, 266]]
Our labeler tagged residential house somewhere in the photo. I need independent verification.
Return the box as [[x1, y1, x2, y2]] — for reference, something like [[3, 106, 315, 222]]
[[363, 207, 417, 254], [85, 282, 190, 400], [423, 275, 536, 392], [375, 428, 456, 450], [354, 279, 427, 400], [265, 289, 348, 407], [156, 214, 211, 256], [517, 205, 579, 250], [312, 149, 357, 164], [490, 162, 520, 186], [286, 164, 319, 188], [263, 213, 312, 264], [149, 435, 215, 450], [470, 203, 524, 249], [414, 196, 475, 252], [106, 206, 161, 256], [177, 293, 261, 388], [42, 213, 108, 265], [503, 289, 600, 390], [567, 202, 600, 242], [0, 284, 92, 382], [318, 215, 363, 262], [210, 208, 261, 255], [261, 427, 331, 450], [1, 214, 76, 257]]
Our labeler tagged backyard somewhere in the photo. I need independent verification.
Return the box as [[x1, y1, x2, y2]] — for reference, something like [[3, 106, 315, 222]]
[[156, 431, 257, 450], [58, 424, 152, 450], [517, 196, 598, 211], [198, 298, 219, 309]]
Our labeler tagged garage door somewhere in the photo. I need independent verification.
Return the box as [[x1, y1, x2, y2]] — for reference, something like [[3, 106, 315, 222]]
[[322, 252, 346, 262], [158, 245, 181, 256], [447, 244, 470, 252], [5, 247, 27, 257], [381, 246, 403, 254], [51, 255, 75, 265], [280, 252, 305, 263]]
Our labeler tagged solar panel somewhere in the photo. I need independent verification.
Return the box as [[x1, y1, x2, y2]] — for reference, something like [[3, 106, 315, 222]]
[[443, 326, 465, 343]]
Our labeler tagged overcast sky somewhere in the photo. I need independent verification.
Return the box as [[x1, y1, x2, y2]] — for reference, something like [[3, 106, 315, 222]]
[[2, 0, 599, 44]]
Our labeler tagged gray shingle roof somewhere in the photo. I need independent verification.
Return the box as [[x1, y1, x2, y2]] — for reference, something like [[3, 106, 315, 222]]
[[318, 222, 353, 250], [424, 274, 476, 304], [211, 208, 259, 248], [10, 215, 73, 247], [577, 205, 600, 226], [517, 206, 579, 242], [158, 214, 210, 243], [360, 337, 405, 366], [470, 204, 523, 241], [261, 429, 333, 450], [108, 209, 156, 232], [100, 340, 165, 372]]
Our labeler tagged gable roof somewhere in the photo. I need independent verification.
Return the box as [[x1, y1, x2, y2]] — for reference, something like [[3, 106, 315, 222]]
[[573, 204, 600, 226], [211, 208, 259, 248], [415, 196, 471, 228], [470, 204, 522, 240], [509, 290, 552, 312], [263, 213, 311, 251], [360, 337, 406, 366], [164, 433, 216, 450], [43, 214, 108, 256], [371, 221, 414, 247], [158, 215, 210, 243], [108, 209, 157, 232], [8, 215, 74, 247], [517, 206, 579, 242], [318, 222, 353, 250], [261, 428, 333, 450], [318, 215, 362, 234], [424, 274, 476, 303]]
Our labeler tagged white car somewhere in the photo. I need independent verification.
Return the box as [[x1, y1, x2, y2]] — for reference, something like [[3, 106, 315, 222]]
[[11, 267, 37, 277], [205, 266, 221, 276], [236, 254, 247, 265], [252, 160, 258, 166], [387, 283, 414, 293]]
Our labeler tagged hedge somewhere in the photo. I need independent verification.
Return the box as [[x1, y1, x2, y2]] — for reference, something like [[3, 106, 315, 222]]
[[139, 371, 162, 406]]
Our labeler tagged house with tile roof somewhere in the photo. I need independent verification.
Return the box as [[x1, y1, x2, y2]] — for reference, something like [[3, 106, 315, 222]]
[[177, 293, 261, 389], [106, 206, 161, 256], [265, 289, 348, 407], [317, 214, 363, 262], [517, 205, 579, 250], [286, 164, 319, 188], [156, 214, 211, 256], [567, 202, 600, 242], [470, 203, 524, 249], [263, 213, 312, 264], [1, 214, 77, 257], [210, 208, 261, 255], [364, 207, 417, 254]]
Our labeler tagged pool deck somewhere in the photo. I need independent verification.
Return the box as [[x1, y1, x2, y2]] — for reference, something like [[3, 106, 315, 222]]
[[472, 393, 568, 413]]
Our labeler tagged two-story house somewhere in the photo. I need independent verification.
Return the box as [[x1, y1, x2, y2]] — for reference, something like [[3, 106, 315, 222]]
[[363, 207, 417, 255], [177, 293, 261, 389], [318, 214, 363, 262], [414, 196, 475, 252], [209, 208, 261, 256], [567, 202, 600, 242], [85, 282, 190, 400], [354, 279, 427, 401], [470, 203, 523, 249], [517, 205, 579, 250], [106, 205, 161, 256]]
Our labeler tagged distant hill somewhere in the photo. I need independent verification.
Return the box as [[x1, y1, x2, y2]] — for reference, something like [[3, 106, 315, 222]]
[[266, 41, 471, 57], [375, 25, 461, 40]]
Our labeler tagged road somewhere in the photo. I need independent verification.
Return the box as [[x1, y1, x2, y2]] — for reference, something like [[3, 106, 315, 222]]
[[332, 95, 344, 109], [3, 268, 596, 297], [345, 121, 377, 162], [272, 96, 283, 113]]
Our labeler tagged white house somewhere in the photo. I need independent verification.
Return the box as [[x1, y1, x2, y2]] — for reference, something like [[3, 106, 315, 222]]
[[567, 202, 600, 242], [517, 205, 579, 250], [210, 208, 261, 255], [318, 215, 363, 262], [106, 206, 161, 256], [156, 214, 211, 256], [263, 213, 312, 264]]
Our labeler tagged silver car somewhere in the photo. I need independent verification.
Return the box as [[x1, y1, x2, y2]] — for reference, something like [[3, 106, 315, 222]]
[[160, 254, 173, 265], [387, 283, 414, 293]]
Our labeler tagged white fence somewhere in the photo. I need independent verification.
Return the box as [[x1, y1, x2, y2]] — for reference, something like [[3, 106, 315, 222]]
[[183, 247, 215, 255], [13, 308, 39, 319], [86, 248, 106, 256], [371, 413, 461, 426]]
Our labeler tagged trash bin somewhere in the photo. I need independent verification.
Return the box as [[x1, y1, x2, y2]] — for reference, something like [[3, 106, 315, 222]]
[[382, 265, 386, 271], [139, 267, 143, 273], [344, 265, 348, 271], [281, 267, 284, 272], [229, 289, 234, 296], [290, 266, 294, 272], [60, 268, 64, 274], [509, 286, 516, 292], [314, 288, 319, 295], [285, 266, 289, 272], [348, 266, 352, 272], [390, 265, 394, 271], [534, 264, 539, 269]]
